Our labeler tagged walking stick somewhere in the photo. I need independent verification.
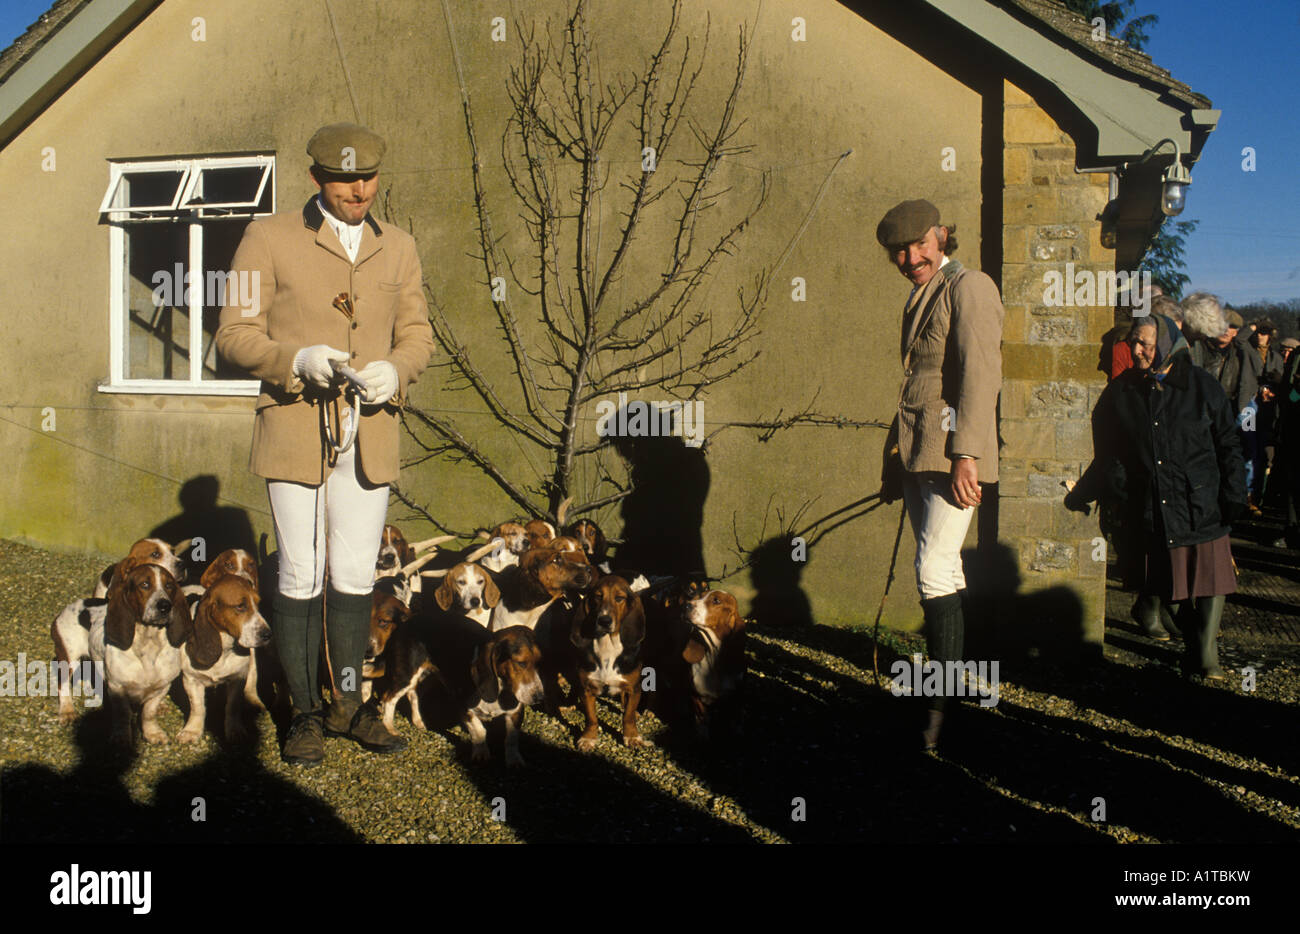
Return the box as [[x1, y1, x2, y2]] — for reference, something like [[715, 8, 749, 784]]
[[872, 503, 907, 687]]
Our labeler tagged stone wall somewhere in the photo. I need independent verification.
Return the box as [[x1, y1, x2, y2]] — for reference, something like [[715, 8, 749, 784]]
[[997, 80, 1113, 645]]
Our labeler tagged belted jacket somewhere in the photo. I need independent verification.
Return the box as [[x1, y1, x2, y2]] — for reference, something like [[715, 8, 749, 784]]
[[215, 199, 435, 485]]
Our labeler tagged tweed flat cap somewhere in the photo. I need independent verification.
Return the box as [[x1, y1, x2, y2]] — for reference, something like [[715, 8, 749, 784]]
[[1225, 310, 1244, 328], [307, 122, 386, 173], [1282, 338, 1299, 350], [876, 199, 940, 247]]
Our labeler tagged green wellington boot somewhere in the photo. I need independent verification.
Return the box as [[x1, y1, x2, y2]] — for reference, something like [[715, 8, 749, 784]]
[[321, 588, 407, 753]]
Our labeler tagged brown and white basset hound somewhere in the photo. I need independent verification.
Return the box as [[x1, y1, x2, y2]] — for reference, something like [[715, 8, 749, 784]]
[[432, 562, 500, 628], [361, 583, 411, 705], [53, 564, 192, 744], [523, 519, 556, 551], [464, 626, 545, 767], [680, 589, 748, 739], [489, 543, 595, 632], [571, 575, 649, 751], [92, 538, 187, 598], [200, 548, 259, 590], [178, 574, 271, 743], [377, 524, 420, 577], [363, 588, 437, 735], [564, 519, 608, 568]]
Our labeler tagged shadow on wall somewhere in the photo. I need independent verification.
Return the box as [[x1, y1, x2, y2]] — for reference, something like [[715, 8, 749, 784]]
[[963, 542, 1094, 675], [747, 535, 814, 628], [150, 474, 256, 579], [609, 421, 709, 579]]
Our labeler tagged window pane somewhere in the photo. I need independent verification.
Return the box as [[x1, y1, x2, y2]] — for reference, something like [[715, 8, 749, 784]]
[[104, 169, 187, 214], [126, 223, 190, 379], [186, 164, 272, 213], [200, 221, 251, 379]]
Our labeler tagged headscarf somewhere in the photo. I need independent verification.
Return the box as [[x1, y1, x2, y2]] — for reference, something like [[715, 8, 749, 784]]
[[1128, 313, 1188, 377]]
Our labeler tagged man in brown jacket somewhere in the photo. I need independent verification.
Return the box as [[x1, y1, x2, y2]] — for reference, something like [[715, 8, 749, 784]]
[[217, 123, 435, 765], [878, 199, 1003, 750]]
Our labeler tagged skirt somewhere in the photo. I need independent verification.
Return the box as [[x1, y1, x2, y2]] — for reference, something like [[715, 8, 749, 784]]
[[1142, 533, 1237, 602]]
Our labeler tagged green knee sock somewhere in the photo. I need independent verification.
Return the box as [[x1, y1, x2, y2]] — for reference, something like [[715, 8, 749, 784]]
[[325, 587, 373, 704], [272, 592, 323, 714]]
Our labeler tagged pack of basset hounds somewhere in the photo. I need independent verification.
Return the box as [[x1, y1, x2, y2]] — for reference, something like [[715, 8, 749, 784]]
[[51, 507, 747, 766]]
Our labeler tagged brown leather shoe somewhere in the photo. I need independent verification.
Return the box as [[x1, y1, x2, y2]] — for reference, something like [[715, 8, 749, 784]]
[[281, 710, 325, 767], [324, 696, 407, 754]]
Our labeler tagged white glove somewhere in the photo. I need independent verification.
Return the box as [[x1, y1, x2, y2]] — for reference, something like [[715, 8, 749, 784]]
[[355, 360, 399, 405], [293, 345, 350, 388]]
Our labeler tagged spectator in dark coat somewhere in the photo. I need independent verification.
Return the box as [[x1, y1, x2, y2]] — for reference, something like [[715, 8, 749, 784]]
[[1066, 314, 1246, 680], [1247, 320, 1286, 513]]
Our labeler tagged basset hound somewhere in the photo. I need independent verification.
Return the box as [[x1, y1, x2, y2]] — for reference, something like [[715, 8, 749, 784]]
[[523, 519, 556, 550], [570, 575, 649, 751], [363, 591, 436, 735], [201, 548, 259, 590], [464, 626, 545, 767], [53, 564, 192, 744], [92, 538, 186, 599], [432, 562, 500, 628], [178, 573, 271, 744], [361, 584, 411, 705], [680, 589, 748, 740], [489, 543, 595, 632], [376, 524, 417, 575], [564, 518, 609, 568]]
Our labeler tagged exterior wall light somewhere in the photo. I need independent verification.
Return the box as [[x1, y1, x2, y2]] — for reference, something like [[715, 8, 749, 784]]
[[1130, 138, 1192, 217]]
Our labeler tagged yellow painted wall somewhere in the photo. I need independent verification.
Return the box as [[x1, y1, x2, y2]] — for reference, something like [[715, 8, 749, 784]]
[[1, 0, 988, 628]]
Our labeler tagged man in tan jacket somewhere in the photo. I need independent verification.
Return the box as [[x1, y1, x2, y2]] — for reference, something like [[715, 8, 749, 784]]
[[877, 199, 1003, 750], [217, 123, 435, 765]]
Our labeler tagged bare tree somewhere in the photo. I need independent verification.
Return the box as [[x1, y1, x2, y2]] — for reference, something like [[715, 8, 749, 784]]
[[392, 0, 881, 541]]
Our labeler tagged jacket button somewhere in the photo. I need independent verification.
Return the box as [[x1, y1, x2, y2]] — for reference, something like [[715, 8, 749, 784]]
[[351, 322, 358, 329], [1161, 499, 1166, 504], [1153, 420, 1159, 426], [1157, 459, 1162, 465], [352, 351, 358, 359]]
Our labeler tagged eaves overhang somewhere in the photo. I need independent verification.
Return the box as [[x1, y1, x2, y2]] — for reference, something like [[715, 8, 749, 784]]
[[0, 0, 160, 148], [921, 0, 1215, 168]]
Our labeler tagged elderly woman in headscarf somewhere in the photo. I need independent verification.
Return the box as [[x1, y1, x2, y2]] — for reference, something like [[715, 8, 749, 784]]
[[1065, 314, 1246, 680]]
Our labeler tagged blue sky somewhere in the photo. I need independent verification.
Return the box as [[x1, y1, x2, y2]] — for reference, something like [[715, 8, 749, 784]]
[[4, 0, 1296, 304]]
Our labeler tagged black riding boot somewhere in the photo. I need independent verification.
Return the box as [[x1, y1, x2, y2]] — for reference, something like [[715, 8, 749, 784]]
[[920, 591, 964, 749]]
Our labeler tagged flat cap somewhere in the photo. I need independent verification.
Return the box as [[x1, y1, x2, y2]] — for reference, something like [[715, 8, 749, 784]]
[[1225, 310, 1244, 328], [307, 122, 386, 173], [1282, 337, 1299, 350], [876, 199, 940, 247]]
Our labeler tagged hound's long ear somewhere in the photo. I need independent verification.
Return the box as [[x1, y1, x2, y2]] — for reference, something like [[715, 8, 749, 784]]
[[471, 645, 498, 704], [104, 583, 136, 650], [493, 639, 517, 710], [616, 594, 646, 671], [185, 596, 223, 669], [682, 631, 709, 664], [200, 561, 222, 591], [166, 585, 193, 648], [434, 573, 456, 612], [593, 525, 607, 560], [482, 571, 501, 609]]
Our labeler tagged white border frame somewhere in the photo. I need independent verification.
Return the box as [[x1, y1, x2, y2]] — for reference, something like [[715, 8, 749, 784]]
[[99, 154, 274, 397]]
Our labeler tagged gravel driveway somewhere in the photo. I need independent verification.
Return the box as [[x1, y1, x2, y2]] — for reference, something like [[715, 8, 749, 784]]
[[2, 538, 1297, 844]]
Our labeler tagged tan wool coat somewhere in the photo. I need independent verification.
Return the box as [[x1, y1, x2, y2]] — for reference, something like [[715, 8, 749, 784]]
[[894, 258, 1004, 483], [215, 198, 435, 486]]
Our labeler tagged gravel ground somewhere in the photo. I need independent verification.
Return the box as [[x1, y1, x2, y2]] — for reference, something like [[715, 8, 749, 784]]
[[2, 537, 1298, 844]]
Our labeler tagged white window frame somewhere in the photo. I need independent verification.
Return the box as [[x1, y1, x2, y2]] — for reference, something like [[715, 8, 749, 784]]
[[99, 155, 275, 396]]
